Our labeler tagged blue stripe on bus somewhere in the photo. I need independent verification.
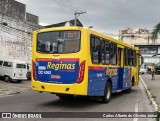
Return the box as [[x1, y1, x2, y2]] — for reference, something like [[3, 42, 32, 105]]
[[88, 67, 131, 96]]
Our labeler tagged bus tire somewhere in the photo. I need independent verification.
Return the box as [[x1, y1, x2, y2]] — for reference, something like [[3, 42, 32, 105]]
[[101, 82, 112, 103], [4, 76, 10, 82]]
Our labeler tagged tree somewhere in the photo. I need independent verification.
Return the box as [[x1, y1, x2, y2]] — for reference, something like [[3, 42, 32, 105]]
[[151, 22, 160, 43]]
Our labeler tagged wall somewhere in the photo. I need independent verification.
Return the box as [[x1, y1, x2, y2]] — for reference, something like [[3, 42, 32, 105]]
[[0, 0, 42, 63]]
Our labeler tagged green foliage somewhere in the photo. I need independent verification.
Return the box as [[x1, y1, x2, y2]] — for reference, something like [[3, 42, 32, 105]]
[[151, 22, 160, 42]]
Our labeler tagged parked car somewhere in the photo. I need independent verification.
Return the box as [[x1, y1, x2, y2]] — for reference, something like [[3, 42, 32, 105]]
[[155, 64, 160, 75], [139, 67, 146, 74], [0, 59, 27, 83]]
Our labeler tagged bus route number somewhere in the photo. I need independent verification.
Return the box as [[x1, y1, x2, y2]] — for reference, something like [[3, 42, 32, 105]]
[[67, 32, 77, 38]]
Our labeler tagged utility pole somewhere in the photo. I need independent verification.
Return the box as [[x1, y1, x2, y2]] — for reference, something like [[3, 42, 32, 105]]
[[74, 11, 86, 26]]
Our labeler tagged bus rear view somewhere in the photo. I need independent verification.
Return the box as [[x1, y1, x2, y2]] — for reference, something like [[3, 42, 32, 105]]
[[32, 27, 88, 98], [32, 27, 140, 103]]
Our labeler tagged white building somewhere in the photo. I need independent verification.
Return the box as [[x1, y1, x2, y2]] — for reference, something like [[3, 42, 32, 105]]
[[0, 0, 42, 63], [119, 28, 160, 64]]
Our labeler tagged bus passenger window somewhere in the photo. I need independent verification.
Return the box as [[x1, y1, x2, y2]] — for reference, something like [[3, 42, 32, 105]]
[[110, 43, 117, 65], [104, 40, 110, 64], [128, 49, 132, 66], [124, 48, 128, 66], [133, 51, 136, 66], [90, 36, 101, 64], [101, 40, 105, 64]]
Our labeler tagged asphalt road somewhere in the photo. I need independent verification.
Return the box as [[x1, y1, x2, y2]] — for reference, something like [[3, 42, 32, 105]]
[[0, 79, 155, 121]]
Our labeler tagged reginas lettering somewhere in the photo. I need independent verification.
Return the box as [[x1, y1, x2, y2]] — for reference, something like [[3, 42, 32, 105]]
[[47, 62, 75, 71]]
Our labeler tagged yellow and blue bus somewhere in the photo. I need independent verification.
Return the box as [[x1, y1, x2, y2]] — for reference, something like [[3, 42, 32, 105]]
[[32, 26, 142, 103]]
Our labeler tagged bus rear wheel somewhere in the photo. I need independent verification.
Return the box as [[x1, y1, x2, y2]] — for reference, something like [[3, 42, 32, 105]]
[[101, 82, 112, 103]]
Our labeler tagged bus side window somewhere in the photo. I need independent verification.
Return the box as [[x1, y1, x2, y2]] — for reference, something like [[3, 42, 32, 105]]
[[101, 39, 110, 65], [110, 42, 117, 65], [128, 49, 132, 66], [101, 40, 105, 64], [124, 48, 128, 66], [128, 49, 136, 66], [133, 51, 136, 66], [90, 36, 101, 64]]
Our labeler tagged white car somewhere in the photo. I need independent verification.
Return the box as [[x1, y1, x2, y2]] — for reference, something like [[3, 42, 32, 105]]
[[139, 68, 146, 74], [0, 59, 27, 83]]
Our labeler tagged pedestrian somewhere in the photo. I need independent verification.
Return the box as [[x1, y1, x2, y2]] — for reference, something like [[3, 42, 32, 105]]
[[151, 64, 155, 80]]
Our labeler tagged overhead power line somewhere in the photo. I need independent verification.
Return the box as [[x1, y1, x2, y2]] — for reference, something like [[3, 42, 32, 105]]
[[54, 0, 91, 27], [65, 0, 85, 11], [54, 0, 76, 11], [61, 0, 82, 12]]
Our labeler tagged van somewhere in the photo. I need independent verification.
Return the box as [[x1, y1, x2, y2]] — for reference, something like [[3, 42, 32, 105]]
[[0, 59, 27, 83]]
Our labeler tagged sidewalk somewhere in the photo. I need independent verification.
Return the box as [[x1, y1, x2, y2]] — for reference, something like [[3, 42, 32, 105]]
[[0, 79, 31, 97], [140, 74, 160, 111]]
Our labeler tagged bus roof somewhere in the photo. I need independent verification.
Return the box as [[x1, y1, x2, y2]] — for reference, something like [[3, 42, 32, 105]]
[[34, 26, 139, 51]]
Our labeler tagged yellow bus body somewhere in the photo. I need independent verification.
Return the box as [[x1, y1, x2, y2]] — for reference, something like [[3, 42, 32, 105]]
[[32, 26, 139, 97]]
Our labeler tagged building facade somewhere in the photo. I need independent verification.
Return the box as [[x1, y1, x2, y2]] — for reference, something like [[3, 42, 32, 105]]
[[119, 28, 160, 64], [0, 0, 42, 63]]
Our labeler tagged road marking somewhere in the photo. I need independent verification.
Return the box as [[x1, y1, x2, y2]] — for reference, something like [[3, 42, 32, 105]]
[[133, 103, 138, 121], [139, 75, 147, 90]]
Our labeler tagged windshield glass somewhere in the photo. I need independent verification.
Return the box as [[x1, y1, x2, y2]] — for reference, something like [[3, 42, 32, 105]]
[[16, 64, 26, 69], [37, 30, 81, 54]]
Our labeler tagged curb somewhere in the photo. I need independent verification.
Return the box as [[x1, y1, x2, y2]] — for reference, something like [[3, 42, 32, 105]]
[[139, 75, 158, 111]]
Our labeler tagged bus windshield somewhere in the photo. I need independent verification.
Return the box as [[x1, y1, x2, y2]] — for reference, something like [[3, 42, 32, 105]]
[[37, 30, 81, 54]]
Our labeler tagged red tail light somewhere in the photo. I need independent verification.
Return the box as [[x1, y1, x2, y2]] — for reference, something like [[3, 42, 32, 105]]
[[32, 60, 37, 81], [77, 60, 86, 84]]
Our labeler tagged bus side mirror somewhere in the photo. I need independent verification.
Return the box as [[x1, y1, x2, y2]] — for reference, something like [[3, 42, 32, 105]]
[[139, 54, 144, 67]]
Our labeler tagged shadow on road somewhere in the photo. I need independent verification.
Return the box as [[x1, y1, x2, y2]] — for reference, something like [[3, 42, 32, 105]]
[[38, 88, 139, 110]]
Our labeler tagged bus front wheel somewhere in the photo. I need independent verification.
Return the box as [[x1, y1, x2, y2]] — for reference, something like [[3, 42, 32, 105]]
[[101, 82, 112, 103]]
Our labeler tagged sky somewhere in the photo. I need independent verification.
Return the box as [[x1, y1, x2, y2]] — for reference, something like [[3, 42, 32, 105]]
[[16, 0, 160, 38]]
